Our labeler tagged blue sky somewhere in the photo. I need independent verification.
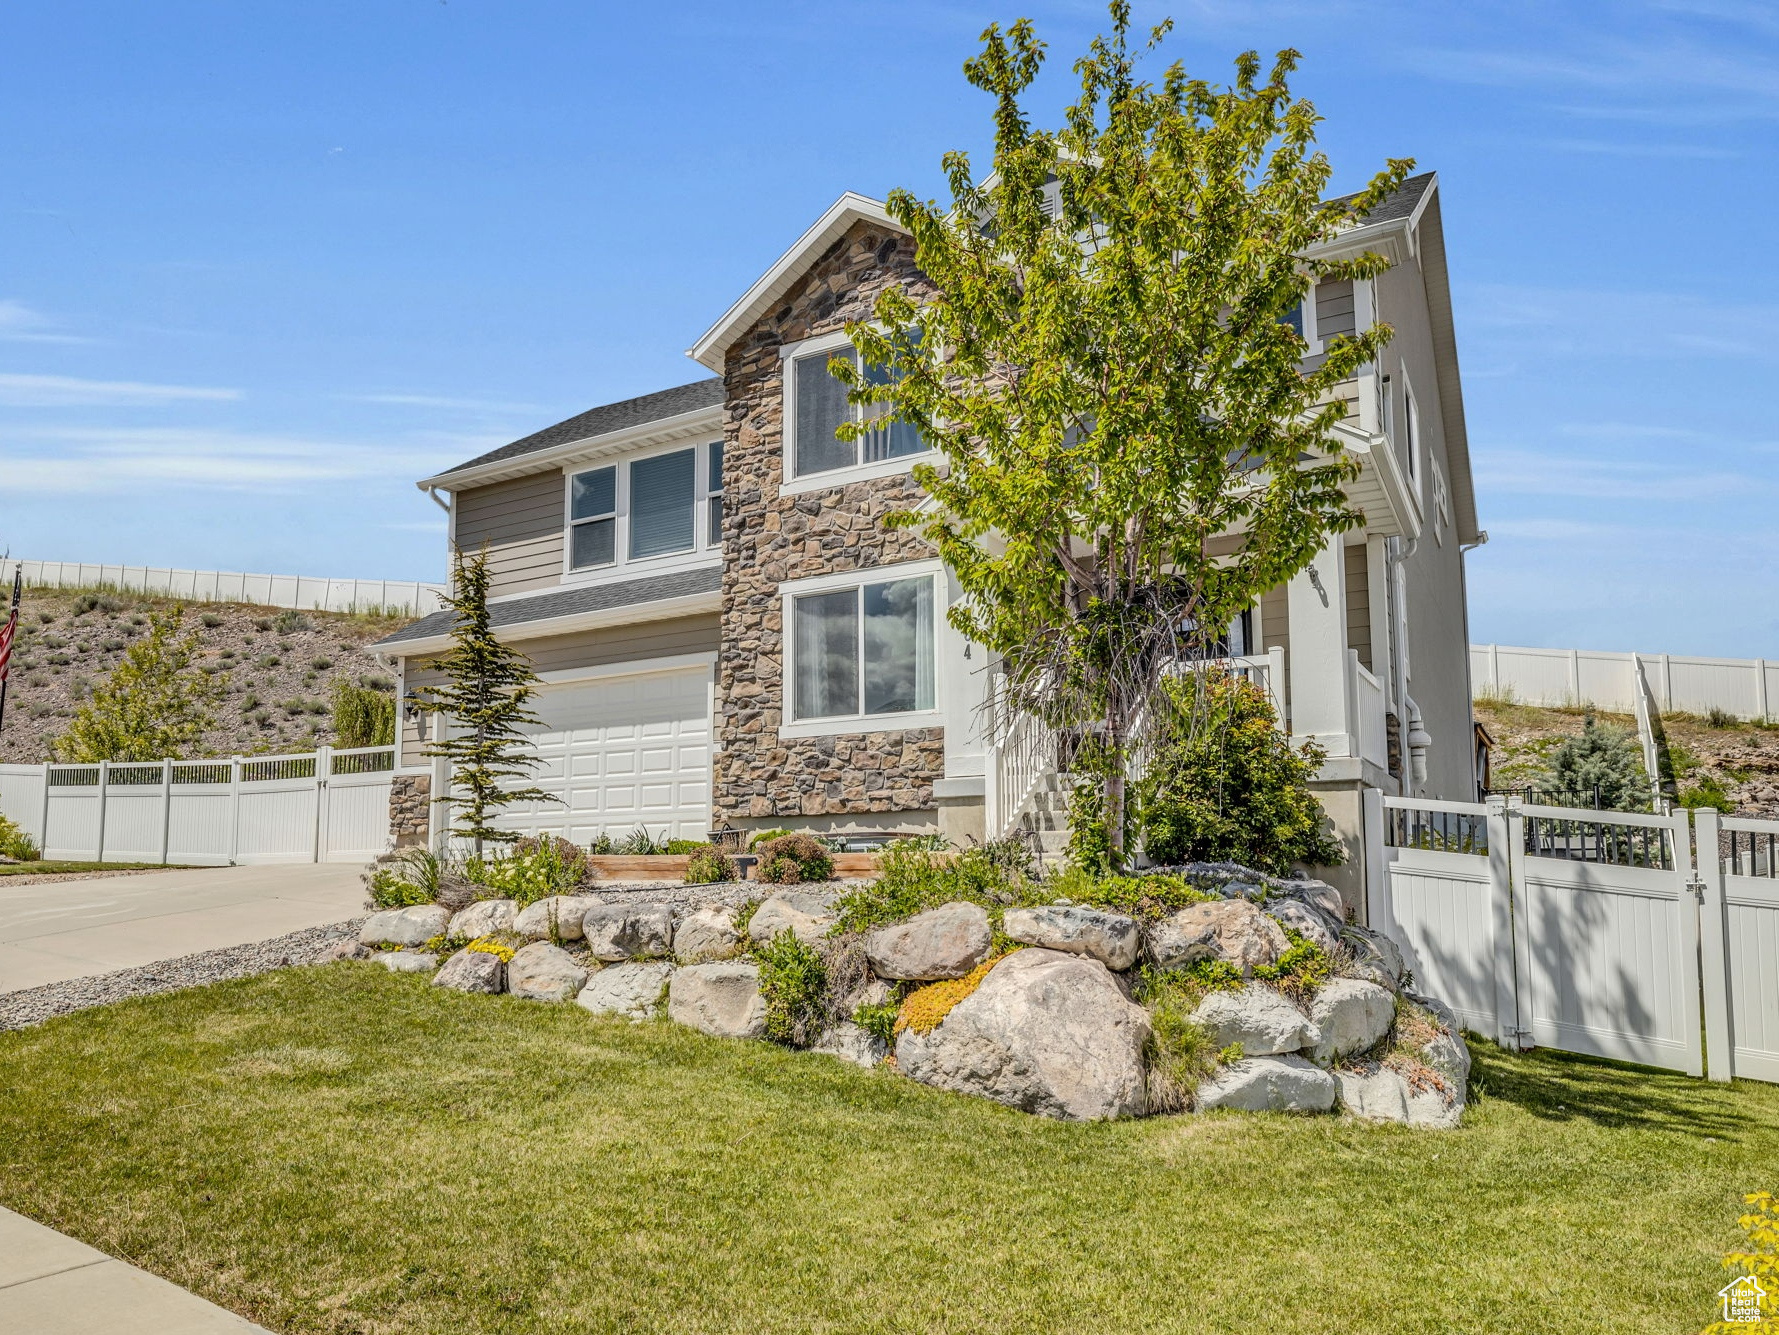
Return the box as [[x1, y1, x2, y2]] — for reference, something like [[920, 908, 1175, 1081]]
[[2, 1, 1774, 656]]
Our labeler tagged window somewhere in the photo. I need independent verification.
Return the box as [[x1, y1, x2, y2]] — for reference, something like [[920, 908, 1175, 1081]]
[[1281, 302, 1305, 339], [789, 341, 927, 479], [791, 573, 935, 722], [629, 447, 696, 560], [707, 440, 724, 547], [1404, 377, 1420, 483], [569, 466, 616, 569]]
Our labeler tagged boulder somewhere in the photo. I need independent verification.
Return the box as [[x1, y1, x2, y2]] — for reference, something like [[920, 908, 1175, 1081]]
[[506, 941, 589, 1002], [1307, 978, 1397, 1065], [582, 903, 678, 962], [577, 961, 676, 1020], [447, 898, 516, 942], [812, 1021, 888, 1069], [1265, 899, 1339, 955], [1148, 899, 1288, 975], [373, 950, 438, 974], [1284, 878, 1345, 922], [864, 902, 992, 981], [1341, 926, 1407, 991], [674, 907, 742, 962], [324, 940, 371, 962], [1335, 1061, 1463, 1129], [514, 895, 601, 941], [359, 905, 450, 948], [747, 891, 837, 946], [1189, 985, 1320, 1056], [433, 947, 505, 994], [1405, 992, 1472, 1094], [1195, 1054, 1336, 1113], [668, 962, 768, 1039], [1002, 904, 1142, 971], [1221, 881, 1267, 902], [895, 949, 1150, 1121]]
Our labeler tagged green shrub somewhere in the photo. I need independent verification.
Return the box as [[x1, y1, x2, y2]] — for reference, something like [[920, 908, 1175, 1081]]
[[467, 836, 593, 907], [1678, 772, 1736, 812], [1252, 930, 1331, 1004], [617, 826, 669, 855], [1131, 968, 1223, 1112], [852, 1002, 900, 1048], [756, 930, 828, 1047], [1046, 865, 1220, 922], [831, 838, 1038, 935], [1543, 714, 1648, 811], [754, 833, 835, 886], [366, 847, 442, 909], [587, 833, 614, 855], [684, 844, 737, 885], [1136, 669, 1343, 874], [733, 898, 761, 940], [332, 678, 395, 748], [274, 610, 311, 634], [662, 838, 706, 855], [0, 812, 41, 862], [747, 827, 791, 849]]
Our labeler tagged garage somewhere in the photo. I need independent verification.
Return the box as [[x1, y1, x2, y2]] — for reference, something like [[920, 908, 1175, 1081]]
[[491, 665, 713, 845]]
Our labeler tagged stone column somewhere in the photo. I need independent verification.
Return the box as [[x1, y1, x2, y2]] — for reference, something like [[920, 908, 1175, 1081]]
[[1286, 536, 1352, 757]]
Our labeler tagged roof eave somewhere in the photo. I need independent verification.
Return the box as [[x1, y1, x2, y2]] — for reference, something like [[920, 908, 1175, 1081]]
[[413, 402, 725, 492], [377, 588, 723, 658]]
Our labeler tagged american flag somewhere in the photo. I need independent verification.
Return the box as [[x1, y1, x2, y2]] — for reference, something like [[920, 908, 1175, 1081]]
[[0, 566, 17, 684]]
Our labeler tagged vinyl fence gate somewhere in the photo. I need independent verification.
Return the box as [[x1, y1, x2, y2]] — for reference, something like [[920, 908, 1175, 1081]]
[[1371, 794, 1779, 1084]]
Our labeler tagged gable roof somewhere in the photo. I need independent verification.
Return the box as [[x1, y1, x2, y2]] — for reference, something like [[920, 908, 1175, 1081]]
[[421, 378, 723, 487], [687, 192, 899, 373]]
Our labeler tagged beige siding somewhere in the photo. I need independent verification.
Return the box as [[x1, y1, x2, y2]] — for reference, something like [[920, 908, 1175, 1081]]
[[454, 473, 564, 598], [1345, 549, 1371, 672], [521, 615, 720, 674], [1316, 279, 1356, 340], [1259, 585, 1289, 659]]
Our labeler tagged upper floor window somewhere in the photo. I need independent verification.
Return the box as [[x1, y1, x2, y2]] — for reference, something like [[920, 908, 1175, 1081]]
[[567, 441, 722, 574], [785, 336, 930, 485], [1404, 377, 1420, 485]]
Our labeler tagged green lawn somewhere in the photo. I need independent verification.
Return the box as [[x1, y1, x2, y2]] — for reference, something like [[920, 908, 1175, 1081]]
[[0, 860, 190, 876], [0, 965, 1767, 1334]]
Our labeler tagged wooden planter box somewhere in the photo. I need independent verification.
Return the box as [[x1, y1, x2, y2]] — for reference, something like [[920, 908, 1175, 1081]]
[[584, 852, 883, 883]]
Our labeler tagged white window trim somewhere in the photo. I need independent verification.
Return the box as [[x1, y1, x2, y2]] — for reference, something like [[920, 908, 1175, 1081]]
[[779, 328, 936, 497], [559, 437, 724, 586], [778, 557, 945, 739], [1301, 282, 1324, 356], [1401, 363, 1424, 505]]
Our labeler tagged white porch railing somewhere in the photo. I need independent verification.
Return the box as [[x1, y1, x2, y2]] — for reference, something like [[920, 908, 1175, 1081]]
[[0, 745, 396, 866], [1350, 652, 1389, 770]]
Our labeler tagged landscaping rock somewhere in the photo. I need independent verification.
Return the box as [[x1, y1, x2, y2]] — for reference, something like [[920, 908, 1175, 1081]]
[[1406, 992, 1472, 1093], [433, 948, 504, 994], [1220, 881, 1266, 902], [447, 898, 516, 942], [1189, 985, 1320, 1056], [895, 949, 1150, 1121], [324, 940, 371, 962], [1335, 1061, 1463, 1129], [582, 903, 678, 962], [506, 942, 589, 1002], [577, 961, 676, 1020], [668, 962, 767, 1039], [747, 891, 837, 946], [1148, 899, 1288, 975], [1341, 926, 1406, 991], [359, 905, 450, 948], [514, 895, 601, 941], [1002, 904, 1142, 971], [1195, 1054, 1336, 1113], [1265, 898, 1339, 955], [674, 907, 741, 962], [1307, 978, 1396, 1065], [812, 1021, 887, 1068], [1277, 877, 1345, 921], [864, 902, 992, 981], [373, 950, 438, 974]]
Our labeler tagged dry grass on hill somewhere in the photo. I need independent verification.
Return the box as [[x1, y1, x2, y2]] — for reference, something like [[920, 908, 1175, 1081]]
[[0, 586, 417, 764]]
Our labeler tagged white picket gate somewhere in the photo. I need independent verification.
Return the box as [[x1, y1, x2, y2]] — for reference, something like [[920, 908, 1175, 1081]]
[[1372, 795, 1779, 1083], [0, 747, 395, 867]]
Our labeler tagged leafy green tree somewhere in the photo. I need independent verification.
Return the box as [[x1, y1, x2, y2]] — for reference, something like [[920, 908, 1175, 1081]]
[[331, 678, 395, 748], [413, 547, 556, 855], [52, 606, 221, 762], [1135, 669, 1343, 874], [838, 3, 1411, 862], [1544, 715, 1648, 812]]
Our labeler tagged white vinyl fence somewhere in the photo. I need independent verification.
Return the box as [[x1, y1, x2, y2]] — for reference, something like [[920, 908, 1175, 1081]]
[[1472, 642, 1779, 721], [12, 558, 447, 616], [0, 746, 395, 866], [1371, 793, 1779, 1083]]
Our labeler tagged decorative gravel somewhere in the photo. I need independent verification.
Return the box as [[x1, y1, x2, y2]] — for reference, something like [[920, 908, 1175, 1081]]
[[0, 917, 368, 1031]]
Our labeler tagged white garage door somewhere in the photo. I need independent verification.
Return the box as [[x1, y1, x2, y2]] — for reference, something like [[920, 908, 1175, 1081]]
[[492, 666, 712, 844]]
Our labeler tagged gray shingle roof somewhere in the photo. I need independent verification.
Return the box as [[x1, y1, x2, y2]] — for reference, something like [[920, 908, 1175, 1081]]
[[375, 566, 721, 648], [1331, 171, 1435, 226], [434, 378, 723, 479]]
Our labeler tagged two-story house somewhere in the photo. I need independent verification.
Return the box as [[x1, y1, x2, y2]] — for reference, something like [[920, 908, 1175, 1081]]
[[377, 171, 1483, 913]]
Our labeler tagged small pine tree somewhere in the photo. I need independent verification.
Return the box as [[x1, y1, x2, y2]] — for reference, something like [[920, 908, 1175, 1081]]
[[51, 606, 221, 762], [1544, 714, 1647, 811], [414, 547, 557, 855]]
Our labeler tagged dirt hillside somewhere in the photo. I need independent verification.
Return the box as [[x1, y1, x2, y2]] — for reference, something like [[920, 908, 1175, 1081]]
[[0, 587, 419, 764]]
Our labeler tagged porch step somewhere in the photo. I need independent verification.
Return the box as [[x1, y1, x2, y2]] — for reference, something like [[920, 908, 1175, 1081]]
[[1005, 772, 1076, 868]]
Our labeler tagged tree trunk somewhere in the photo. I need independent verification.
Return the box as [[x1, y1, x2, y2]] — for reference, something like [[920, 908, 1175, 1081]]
[[1104, 685, 1127, 867]]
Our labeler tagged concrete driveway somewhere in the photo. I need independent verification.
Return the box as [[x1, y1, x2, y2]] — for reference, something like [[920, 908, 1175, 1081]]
[[0, 863, 366, 993]]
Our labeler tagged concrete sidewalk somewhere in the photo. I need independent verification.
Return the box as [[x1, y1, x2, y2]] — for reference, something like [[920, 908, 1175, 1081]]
[[0, 1206, 267, 1332], [0, 863, 365, 993]]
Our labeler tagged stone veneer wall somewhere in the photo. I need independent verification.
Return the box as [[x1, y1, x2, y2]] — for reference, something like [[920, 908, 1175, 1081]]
[[715, 221, 946, 823], [389, 773, 431, 848]]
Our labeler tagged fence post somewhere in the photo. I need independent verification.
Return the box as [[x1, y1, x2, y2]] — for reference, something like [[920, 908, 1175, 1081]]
[[159, 758, 173, 865], [95, 759, 109, 863], [1362, 786, 1386, 928], [39, 765, 52, 857], [1757, 660, 1769, 723], [314, 746, 332, 864], [227, 756, 243, 866], [1693, 808, 1733, 1082], [1267, 645, 1288, 730], [1669, 805, 1705, 1078], [1487, 794, 1523, 1050]]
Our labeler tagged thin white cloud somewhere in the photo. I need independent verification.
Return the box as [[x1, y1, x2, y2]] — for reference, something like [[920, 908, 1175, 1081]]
[[0, 300, 90, 346], [0, 372, 241, 407], [1460, 283, 1779, 363], [1536, 137, 1738, 159], [1473, 445, 1762, 502], [342, 391, 543, 413]]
